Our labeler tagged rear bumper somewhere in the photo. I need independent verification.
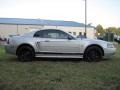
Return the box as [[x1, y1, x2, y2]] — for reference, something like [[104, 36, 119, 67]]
[[5, 44, 16, 55]]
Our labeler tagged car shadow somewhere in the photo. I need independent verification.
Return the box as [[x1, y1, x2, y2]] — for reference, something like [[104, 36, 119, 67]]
[[33, 58, 109, 63], [3, 56, 109, 63], [35, 57, 84, 62]]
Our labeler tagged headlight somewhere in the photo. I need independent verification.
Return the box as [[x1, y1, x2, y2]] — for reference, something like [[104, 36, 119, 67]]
[[107, 43, 114, 48]]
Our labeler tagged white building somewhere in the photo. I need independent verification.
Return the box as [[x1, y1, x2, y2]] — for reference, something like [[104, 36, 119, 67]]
[[0, 18, 96, 39]]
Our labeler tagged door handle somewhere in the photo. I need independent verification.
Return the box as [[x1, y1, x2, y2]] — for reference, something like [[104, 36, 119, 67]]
[[44, 40, 50, 42]]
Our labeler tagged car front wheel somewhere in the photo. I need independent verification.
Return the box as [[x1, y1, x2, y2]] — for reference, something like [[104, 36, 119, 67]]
[[84, 46, 103, 62], [17, 46, 35, 62]]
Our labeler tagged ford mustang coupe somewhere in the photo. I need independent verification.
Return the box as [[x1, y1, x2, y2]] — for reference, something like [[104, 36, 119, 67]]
[[5, 29, 116, 62]]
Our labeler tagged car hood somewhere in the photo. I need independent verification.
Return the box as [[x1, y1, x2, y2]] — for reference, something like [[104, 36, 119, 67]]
[[77, 38, 109, 44]]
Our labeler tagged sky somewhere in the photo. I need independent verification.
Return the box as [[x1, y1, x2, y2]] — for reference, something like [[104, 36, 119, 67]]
[[0, 0, 119, 28]]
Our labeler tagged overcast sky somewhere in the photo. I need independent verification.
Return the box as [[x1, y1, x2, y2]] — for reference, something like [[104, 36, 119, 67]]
[[0, 0, 119, 28]]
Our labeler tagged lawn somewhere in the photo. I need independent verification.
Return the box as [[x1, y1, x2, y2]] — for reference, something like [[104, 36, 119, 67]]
[[0, 45, 120, 90]]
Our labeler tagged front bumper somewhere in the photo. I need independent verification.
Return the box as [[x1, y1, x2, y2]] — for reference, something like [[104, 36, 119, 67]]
[[103, 47, 116, 58], [5, 44, 16, 55]]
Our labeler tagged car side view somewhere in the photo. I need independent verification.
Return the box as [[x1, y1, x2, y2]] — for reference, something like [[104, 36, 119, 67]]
[[5, 29, 116, 62]]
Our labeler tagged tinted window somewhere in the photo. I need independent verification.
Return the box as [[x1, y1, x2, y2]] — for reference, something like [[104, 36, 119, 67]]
[[34, 29, 72, 39], [34, 30, 43, 37]]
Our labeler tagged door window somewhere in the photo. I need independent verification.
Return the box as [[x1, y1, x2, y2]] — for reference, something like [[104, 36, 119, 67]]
[[34, 29, 74, 39]]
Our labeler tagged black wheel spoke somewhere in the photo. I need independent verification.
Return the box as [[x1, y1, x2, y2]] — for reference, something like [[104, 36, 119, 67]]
[[84, 46, 102, 62], [17, 46, 35, 61]]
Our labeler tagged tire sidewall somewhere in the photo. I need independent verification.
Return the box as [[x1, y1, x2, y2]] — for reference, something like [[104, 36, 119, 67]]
[[17, 46, 35, 62], [84, 46, 102, 62]]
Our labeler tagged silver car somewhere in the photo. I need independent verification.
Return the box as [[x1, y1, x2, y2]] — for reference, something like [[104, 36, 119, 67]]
[[5, 29, 116, 62]]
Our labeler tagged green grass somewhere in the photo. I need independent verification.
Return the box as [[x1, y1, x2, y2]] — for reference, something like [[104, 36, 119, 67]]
[[0, 45, 120, 90]]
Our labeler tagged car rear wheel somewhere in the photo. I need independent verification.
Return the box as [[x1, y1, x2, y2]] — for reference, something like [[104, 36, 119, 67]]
[[84, 46, 103, 62], [17, 46, 35, 62]]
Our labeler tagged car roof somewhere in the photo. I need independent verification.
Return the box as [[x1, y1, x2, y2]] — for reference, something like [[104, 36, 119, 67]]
[[23, 29, 76, 38]]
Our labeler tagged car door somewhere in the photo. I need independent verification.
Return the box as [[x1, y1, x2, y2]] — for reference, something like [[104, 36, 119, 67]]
[[34, 29, 80, 54]]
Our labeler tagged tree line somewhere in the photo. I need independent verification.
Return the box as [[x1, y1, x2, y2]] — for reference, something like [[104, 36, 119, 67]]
[[96, 24, 120, 36]]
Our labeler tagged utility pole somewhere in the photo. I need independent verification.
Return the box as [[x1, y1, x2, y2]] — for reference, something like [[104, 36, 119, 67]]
[[84, 0, 87, 37], [17, 24, 19, 35]]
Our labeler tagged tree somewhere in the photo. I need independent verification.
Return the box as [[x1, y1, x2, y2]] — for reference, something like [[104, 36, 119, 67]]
[[96, 24, 105, 36], [106, 27, 120, 35], [117, 28, 120, 35], [106, 27, 116, 33]]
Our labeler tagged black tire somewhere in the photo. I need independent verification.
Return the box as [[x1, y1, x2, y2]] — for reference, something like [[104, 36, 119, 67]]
[[84, 46, 103, 62], [17, 46, 35, 62]]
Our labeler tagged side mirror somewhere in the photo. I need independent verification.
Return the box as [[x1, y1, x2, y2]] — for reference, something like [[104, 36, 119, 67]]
[[68, 36, 73, 40]]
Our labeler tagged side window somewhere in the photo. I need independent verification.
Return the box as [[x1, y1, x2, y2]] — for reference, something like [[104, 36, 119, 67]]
[[45, 30, 69, 39], [47, 31, 59, 38], [34, 31, 43, 37], [53, 30, 69, 39], [34, 30, 52, 38], [34, 29, 74, 39]]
